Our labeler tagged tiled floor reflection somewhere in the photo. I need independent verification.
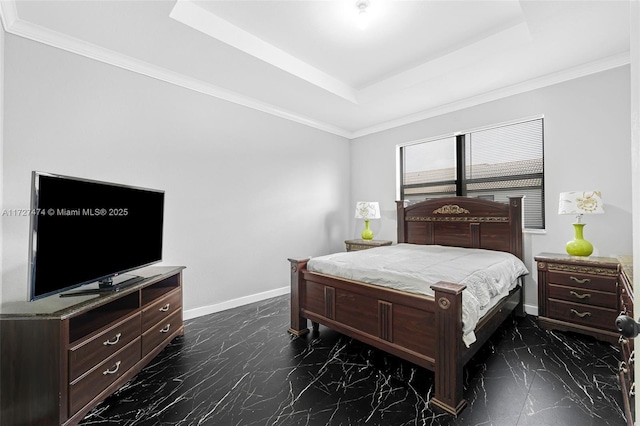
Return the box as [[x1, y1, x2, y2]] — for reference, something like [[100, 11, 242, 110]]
[[81, 295, 628, 425]]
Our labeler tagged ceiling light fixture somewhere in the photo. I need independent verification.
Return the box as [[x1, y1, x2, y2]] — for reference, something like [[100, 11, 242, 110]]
[[355, 0, 370, 30]]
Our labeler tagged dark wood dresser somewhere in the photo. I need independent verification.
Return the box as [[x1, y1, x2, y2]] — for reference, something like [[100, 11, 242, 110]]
[[536, 253, 635, 425], [535, 253, 620, 344], [0, 265, 185, 426], [617, 256, 634, 426]]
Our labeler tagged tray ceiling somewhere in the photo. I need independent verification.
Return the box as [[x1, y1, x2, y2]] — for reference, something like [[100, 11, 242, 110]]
[[0, 0, 631, 138]]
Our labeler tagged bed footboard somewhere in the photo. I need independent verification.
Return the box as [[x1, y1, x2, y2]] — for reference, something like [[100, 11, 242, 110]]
[[288, 257, 469, 415]]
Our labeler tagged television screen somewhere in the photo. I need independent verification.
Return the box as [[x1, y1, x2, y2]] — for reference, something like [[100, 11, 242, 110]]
[[28, 171, 164, 301]]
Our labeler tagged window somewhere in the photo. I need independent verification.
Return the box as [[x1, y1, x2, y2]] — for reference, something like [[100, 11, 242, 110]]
[[399, 118, 544, 229]]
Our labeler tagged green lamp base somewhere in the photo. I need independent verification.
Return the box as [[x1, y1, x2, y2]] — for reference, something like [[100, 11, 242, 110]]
[[565, 223, 593, 257], [361, 220, 374, 240]]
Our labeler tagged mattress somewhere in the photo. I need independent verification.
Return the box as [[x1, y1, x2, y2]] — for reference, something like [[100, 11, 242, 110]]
[[307, 243, 529, 346]]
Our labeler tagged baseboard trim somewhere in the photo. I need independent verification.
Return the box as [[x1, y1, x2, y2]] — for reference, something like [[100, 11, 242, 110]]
[[523, 303, 538, 317], [184, 286, 290, 320]]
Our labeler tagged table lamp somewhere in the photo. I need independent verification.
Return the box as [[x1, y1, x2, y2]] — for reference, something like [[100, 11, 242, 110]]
[[354, 201, 380, 240], [558, 191, 604, 256]]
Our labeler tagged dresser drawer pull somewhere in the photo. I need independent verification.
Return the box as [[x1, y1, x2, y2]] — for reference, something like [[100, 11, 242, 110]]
[[569, 291, 591, 300], [103, 361, 121, 376], [103, 333, 122, 346], [569, 276, 590, 284], [159, 303, 170, 312], [570, 309, 591, 318], [160, 324, 171, 333]]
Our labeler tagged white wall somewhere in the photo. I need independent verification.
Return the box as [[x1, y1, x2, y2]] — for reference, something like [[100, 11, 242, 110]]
[[0, 17, 4, 309], [350, 66, 633, 313], [1, 35, 350, 313]]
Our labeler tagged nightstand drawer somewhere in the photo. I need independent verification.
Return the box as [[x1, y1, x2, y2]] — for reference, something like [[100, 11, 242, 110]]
[[547, 284, 617, 309], [547, 271, 616, 293], [547, 299, 618, 331]]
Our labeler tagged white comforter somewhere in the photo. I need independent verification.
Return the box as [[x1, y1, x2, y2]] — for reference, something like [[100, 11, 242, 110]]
[[307, 244, 529, 346]]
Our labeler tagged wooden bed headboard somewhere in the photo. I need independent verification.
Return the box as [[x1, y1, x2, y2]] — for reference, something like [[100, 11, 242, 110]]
[[396, 196, 523, 260]]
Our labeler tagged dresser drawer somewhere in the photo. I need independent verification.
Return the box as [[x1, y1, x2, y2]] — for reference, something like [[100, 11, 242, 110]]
[[68, 312, 141, 382], [142, 288, 182, 332], [547, 299, 618, 332], [142, 310, 182, 357], [620, 278, 633, 315], [547, 271, 617, 293], [69, 338, 141, 414], [547, 284, 617, 309]]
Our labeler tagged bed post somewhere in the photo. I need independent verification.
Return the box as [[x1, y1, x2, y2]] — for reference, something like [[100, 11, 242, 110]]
[[430, 281, 467, 416], [288, 258, 310, 337], [508, 196, 523, 260], [507, 196, 525, 317], [396, 200, 408, 243]]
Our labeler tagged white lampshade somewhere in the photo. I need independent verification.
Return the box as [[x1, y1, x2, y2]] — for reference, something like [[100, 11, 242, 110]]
[[354, 201, 380, 220], [558, 191, 604, 218]]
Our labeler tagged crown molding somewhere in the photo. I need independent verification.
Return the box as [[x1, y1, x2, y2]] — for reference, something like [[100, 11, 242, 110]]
[[351, 52, 630, 139], [357, 21, 531, 104], [0, 5, 352, 139], [0, 0, 18, 32], [170, 0, 358, 105]]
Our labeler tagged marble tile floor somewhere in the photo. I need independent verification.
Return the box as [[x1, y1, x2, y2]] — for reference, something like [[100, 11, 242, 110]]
[[81, 295, 628, 426]]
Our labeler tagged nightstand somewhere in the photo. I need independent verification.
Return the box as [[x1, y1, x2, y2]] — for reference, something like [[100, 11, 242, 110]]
[[345, 239, 392, 252], [535, 253, 620, 344]]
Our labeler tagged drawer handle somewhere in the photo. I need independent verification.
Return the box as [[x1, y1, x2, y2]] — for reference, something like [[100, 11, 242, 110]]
[[159, 303, 170, 312], [103, 333, 122, 346], [160, 324, 171, 333], [570, 309, 591, 318], [569, 291, 591, 300], [103, 361, 121, 376], [569, 276, 591, 284]]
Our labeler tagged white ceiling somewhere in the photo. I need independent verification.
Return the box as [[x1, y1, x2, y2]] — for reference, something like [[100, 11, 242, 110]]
[[0, 0, 631, 138]]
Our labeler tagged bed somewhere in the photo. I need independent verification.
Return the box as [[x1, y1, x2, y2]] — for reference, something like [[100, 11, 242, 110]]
[[288, 196, 526, 416]]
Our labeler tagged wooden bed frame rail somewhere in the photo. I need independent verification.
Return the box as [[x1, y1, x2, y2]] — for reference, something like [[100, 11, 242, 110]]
[[288, 196, 524, 416]]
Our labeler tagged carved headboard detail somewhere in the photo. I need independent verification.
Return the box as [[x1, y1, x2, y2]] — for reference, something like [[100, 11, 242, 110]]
[[396, 196, 523, 260]]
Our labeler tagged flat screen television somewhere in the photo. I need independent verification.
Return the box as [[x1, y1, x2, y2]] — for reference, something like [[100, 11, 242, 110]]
[[28, 171, 165, 301]]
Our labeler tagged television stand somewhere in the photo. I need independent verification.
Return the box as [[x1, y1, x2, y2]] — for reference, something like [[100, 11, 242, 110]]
[[0, 266, 185, 426]]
